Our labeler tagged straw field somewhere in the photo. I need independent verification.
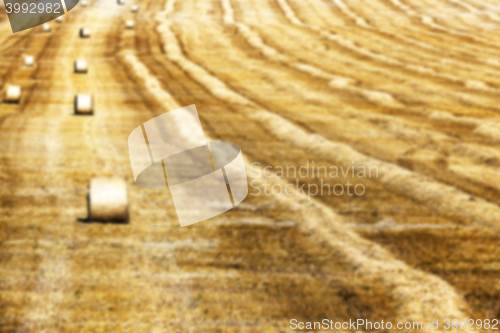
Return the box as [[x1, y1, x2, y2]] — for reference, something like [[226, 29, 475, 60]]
[[0, 0, 499, 331]]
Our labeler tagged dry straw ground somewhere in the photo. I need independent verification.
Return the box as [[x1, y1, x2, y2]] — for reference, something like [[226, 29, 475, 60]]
[[0, 0, 499, 331]]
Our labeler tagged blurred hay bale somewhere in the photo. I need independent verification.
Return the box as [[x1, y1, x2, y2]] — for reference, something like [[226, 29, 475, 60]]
[[89, 178, 128, 222], [3, 85, 21, 104], [74, 94, 93, 115]]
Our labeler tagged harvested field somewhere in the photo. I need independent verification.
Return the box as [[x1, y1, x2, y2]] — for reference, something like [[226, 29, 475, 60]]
[[0, 0, 499, 331]]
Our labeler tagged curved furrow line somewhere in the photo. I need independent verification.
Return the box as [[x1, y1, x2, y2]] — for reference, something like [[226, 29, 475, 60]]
[[254, 1, 496, 97], [0, 30, 32, 56], [362, 0, 500, 69], [382, 0, 500, 49], [224, 0, 500, 164], [174, 1, 500, 206], [429, 111, 500, 143], [278, 0, 500, 95], [229, 7, 496, 141], [135, 0, 449, 234], [235, 20, 500, 121], [409, 0, 500, 30], [122, 34, 408, 329], [359, 0, 500, 60], [172, 0, 223, 24], [151, 0, 470, 323], [161, 0, 500, 229], [461, 0, 500, 10], [330, 0, 373, 28], [281, 0, 500, 93], [447, 0, 478, 12], [222, 0, 499, 169], [410, 0, 499, 32], [322, 0, 500, 85], [265, 0, 500, 118], [221, 0, 403, 109], [444, 0, 500, 22]]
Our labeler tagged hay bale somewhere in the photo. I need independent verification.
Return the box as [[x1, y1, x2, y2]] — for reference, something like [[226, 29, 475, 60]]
[[79, 28, 91, 38], [126, 20, 134, 29], [42, 23, 51, 32], [89, 177, 128, 222], [117, 0, 125, 5], [74, 60, 88, 73], [55, 16, 63, 23], [24, 55, 34, 67], [131, 4, 138, 12], [3, 85, 21, 104], [74, 94, 93, 115]]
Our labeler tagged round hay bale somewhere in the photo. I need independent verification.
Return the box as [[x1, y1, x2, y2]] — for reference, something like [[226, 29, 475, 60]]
[[42, 23, 51, 32], [3, 85, 21, 104], [89, 177, 128, 222], [79, 28, 91, 38], [125, 20, 134, 29], [74, 94, 93, 115], [74, 60, 88, 73], [24, 55, 34, 67], [131, 4, 138, 12], [117, 0, 125, 5], [81, 0, 87, 6]]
